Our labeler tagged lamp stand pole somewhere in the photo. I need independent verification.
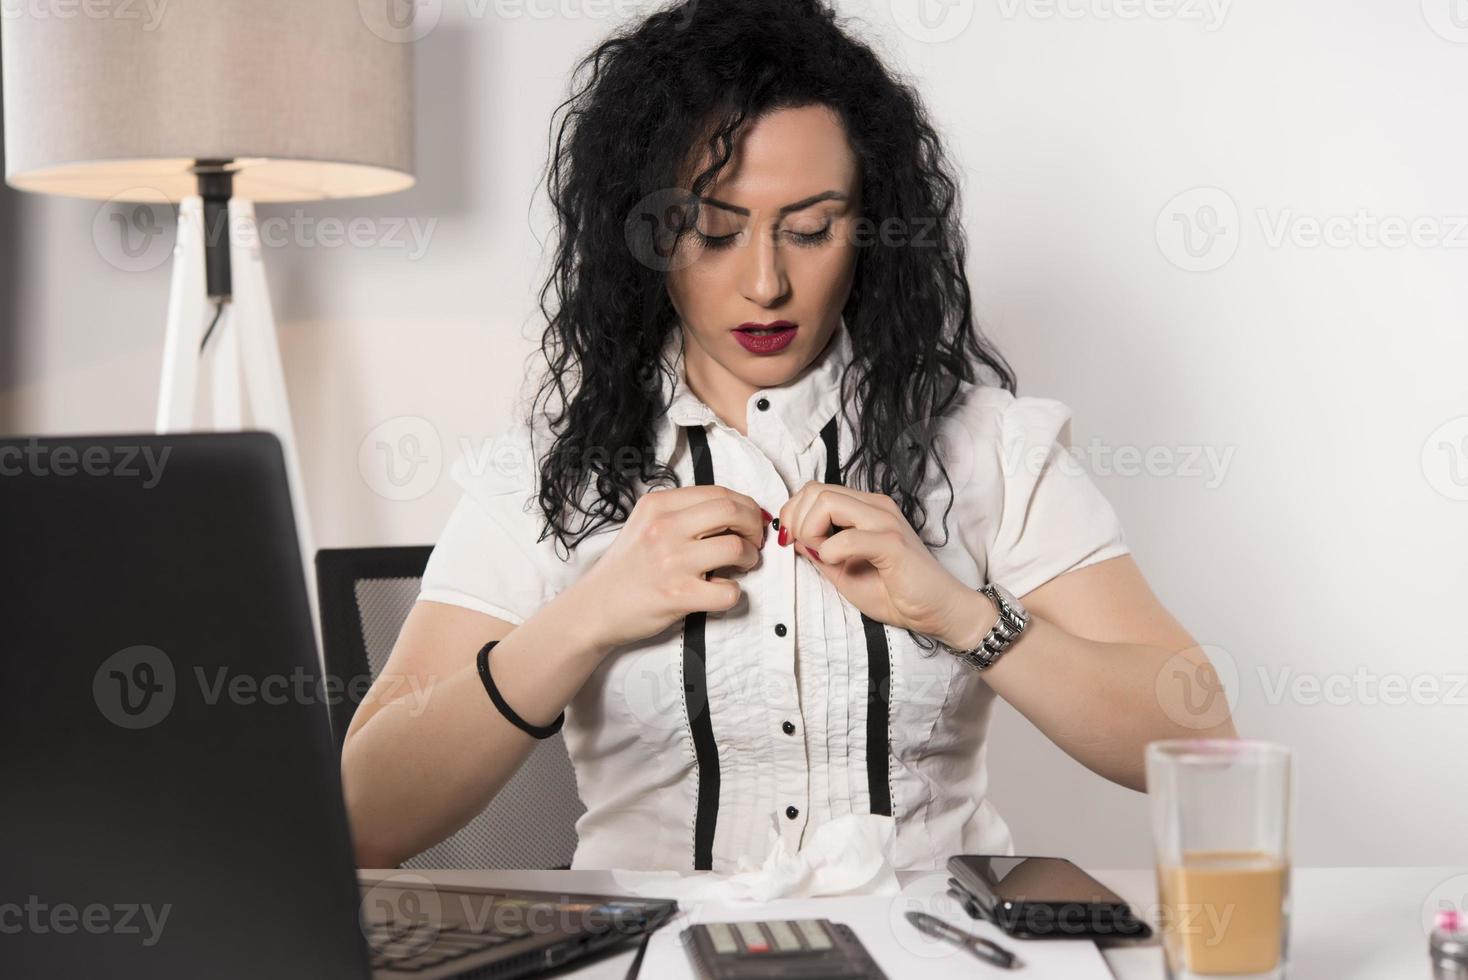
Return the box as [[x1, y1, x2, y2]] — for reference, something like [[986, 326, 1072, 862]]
[[156, 186, 323, 660]]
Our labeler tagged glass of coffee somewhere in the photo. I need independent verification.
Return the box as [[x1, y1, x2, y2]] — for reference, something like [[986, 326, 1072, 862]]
[[1146, 739, 1292, 980]]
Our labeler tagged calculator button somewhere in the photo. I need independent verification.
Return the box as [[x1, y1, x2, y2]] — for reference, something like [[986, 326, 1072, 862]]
[[766, 919, 801, 951], [706, 922, 738, 954], [735, 921, 770, 953], [794, 918, 833, 950]]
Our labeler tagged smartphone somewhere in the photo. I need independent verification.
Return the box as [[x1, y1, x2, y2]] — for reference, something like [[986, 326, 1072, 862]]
[[946, 855, 1153, 941]]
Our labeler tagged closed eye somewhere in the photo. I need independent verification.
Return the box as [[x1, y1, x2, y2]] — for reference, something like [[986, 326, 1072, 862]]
[[790, 226, 833, 247], [694, 230, 740, 250], [694, 226, 834, 250]]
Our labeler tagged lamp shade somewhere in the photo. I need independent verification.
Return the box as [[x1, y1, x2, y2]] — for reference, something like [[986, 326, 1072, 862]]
[[1, 0, 414, 203]]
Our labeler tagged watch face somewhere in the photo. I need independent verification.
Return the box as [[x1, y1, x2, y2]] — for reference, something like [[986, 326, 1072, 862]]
[[989, 585, 1029, 631]]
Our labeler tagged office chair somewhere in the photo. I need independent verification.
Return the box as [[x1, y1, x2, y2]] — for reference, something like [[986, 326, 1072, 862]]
[[316, 546, 586, 870]]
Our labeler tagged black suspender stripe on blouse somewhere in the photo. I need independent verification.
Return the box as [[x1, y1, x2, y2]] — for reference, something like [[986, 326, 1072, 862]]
[[819, 415, 894, 818], [682, 423, 722, 871]]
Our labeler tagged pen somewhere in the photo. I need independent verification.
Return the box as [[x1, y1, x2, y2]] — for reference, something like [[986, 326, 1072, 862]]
[[905, 910, 1022, 969]]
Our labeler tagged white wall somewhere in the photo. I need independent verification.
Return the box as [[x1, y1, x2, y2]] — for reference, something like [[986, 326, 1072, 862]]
[[3, 0, 1464, 870]]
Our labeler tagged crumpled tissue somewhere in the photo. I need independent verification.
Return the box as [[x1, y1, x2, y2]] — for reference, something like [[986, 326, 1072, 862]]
[[610, 812, 900, 903]]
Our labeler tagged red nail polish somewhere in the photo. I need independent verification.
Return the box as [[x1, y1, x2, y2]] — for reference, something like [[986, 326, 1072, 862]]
[[808, 547, 821, 562], [761, 508, 773, 524], [778, 526, 789, 547]]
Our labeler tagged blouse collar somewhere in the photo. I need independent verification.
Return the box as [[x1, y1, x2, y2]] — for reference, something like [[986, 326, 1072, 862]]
[[655, 317, 854, 460]]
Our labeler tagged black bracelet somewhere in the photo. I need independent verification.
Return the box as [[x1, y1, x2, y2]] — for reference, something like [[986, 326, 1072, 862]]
[[475, 640, 564, 739]]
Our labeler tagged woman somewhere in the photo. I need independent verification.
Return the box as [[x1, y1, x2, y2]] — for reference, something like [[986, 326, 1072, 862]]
[[340, 0, 1236, 872]]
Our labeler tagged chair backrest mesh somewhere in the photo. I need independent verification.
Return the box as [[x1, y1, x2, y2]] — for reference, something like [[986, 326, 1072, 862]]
[[351, 576, 585, 870]]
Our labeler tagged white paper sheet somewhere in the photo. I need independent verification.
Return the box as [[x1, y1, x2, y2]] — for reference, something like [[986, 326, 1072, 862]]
[[638, 885, 1115, 978]]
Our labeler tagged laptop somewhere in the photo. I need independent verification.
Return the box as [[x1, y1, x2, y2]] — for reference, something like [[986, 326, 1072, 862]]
[[0, 432, 677, 979]]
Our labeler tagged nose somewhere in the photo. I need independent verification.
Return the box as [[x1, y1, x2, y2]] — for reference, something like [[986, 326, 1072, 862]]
[[738, 222, 790, 308]]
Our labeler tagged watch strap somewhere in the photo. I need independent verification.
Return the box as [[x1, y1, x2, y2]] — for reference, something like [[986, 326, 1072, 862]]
[[948, 584, 1030, 671]]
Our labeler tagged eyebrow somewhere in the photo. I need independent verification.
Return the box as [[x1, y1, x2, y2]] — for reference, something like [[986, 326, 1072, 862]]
[[699, 190, 848, 217]]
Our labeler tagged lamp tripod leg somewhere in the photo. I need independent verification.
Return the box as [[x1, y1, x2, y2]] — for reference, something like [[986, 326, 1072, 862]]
[[157, 196, 206, 433]]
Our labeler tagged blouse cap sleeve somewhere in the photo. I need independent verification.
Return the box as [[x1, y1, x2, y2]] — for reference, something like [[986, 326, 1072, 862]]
[[417, 419, 565, 626], [962, 386, 1130, 599]]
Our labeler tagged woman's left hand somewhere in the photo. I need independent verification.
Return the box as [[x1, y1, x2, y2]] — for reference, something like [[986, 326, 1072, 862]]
[[776, 481, 971, 640]]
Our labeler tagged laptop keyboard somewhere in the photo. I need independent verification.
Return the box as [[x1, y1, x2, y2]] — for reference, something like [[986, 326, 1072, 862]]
[[365, 920, 531, 973]]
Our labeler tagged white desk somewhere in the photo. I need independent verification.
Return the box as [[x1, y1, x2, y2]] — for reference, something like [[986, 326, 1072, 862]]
[[359, 865, 1456, 978]]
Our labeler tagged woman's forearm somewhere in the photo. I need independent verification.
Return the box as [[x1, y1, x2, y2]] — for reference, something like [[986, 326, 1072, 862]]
[[340, 586, 608, 867], [937, 591, 1238, 792]]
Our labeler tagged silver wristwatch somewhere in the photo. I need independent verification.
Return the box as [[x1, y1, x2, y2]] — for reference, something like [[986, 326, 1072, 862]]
[[940, 583, 1030, 671]]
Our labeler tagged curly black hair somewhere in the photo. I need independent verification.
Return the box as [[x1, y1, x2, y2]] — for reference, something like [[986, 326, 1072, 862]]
[[526, 0, 1015, 561]]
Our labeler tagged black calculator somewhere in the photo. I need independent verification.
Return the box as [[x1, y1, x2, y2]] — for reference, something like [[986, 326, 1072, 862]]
[[680, 917, 887, 979]]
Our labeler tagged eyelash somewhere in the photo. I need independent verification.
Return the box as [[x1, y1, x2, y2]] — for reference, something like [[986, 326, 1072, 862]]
[[694, 226, 834, 250]]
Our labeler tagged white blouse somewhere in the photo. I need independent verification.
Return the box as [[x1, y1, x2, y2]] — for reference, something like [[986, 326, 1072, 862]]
[[418, 319, 1130, 872]]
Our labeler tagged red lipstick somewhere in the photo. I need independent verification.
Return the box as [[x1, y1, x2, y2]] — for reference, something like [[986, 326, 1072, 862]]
[[732, 320, 798, 354]]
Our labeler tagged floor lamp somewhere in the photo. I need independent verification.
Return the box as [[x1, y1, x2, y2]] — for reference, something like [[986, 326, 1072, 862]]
[[1, 2, 415, 656]]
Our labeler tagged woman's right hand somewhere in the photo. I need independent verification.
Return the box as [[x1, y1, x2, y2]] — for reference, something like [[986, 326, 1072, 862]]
[[569, 484, 768, 651]]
